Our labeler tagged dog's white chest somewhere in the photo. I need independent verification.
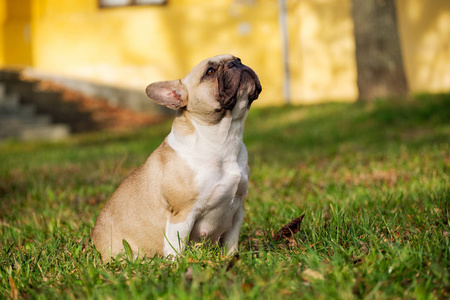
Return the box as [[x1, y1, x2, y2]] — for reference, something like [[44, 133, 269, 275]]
[[190, 157, 248, 241], [204, 159, 245, 201], [167, 129, 249, 243]]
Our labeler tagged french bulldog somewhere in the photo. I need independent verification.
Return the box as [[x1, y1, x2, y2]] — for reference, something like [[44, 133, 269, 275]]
[[91, 54, 261, 261]]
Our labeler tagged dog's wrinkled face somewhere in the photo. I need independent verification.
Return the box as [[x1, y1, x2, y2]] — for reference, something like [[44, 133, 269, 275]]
[[146, 55, 261, 124]]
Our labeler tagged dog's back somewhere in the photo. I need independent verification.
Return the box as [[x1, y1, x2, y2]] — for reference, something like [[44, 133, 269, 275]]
[[91, 140, 196, 260]]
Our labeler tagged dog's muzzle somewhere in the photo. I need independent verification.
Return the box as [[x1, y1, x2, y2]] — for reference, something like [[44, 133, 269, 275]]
[[219, 59, 261, 110]]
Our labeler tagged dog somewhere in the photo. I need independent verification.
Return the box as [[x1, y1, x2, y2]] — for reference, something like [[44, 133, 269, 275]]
[[91, 54, 261, 262]]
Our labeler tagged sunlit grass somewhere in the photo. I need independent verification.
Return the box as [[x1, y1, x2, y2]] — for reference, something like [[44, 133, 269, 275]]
[[1, 94, 449, 299]]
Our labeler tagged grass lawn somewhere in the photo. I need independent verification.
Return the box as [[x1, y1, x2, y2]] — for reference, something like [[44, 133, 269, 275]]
[[1, 94, 449, 299]]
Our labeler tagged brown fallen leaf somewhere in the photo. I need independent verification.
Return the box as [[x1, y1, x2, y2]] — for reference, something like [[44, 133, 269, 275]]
[[272, 215, 305, 242], [9, 277, 18, 300]]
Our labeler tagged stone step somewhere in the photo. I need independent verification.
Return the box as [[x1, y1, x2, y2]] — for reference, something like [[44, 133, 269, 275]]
[[0, 83, 5, 98], [0, 123, 70, 141], [0, 111, 49, 124], [0, 71, 74, 141], [20, 92, 86, 119], [0, 93, 20, 105], [0, 112, 69, 141], [1, 69, 165, 138], [0, 115, 52, 136], [0, 101, 35, 116], [0, 70, 22, 81], [4, 80, 38, 96], [20, 124, 70, 141]]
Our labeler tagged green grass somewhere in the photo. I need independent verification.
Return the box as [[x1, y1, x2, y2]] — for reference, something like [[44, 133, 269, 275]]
[[1, 94, 449, 299]]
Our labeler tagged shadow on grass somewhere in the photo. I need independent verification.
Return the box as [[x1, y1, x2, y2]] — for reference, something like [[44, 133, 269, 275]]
[[0, 93, 448, 217], [245, 93, 450, 165]]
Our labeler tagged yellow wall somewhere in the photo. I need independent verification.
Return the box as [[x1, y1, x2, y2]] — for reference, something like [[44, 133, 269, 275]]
[[0, 0, 4, 66], [0, 0, 449, 105], [2, 0, 34, 66], [397, 0, 450, 93], [288, 0, 357, 102], [29, 0, 283, 105]]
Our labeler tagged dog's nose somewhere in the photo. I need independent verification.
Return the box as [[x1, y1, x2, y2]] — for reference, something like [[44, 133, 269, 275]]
[[227, 59, 242, 69]]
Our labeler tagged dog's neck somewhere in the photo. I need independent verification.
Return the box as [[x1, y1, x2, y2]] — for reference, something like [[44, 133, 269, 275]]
[[168, 109, 247, 160]]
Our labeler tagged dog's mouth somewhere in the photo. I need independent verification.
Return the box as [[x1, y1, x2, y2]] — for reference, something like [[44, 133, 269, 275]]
[[242, 68, 262, 106], [218, 62, 261, 111]]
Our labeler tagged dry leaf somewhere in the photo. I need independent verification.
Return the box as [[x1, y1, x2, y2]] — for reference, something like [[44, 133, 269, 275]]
[[272, 215, 305, 242], [302, 269, 324, 281], [9, 277, 18, 300]]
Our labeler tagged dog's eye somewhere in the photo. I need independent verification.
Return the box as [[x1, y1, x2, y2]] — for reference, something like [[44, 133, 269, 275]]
[[206, 68, 216, 75]]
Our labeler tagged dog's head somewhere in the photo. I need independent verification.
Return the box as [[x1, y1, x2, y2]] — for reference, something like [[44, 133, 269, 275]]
[[146, 55, 261, 123]]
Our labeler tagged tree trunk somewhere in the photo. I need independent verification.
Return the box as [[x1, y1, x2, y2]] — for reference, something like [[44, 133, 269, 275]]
[[352, 0, 409, 102]]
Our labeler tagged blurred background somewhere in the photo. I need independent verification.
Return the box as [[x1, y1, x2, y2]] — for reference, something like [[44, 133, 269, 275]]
[[2, 3, 450, 298], [0, 0, 449, 139]]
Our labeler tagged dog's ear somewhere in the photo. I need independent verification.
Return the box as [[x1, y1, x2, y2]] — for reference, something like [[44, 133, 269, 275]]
[[145, 80, 188, 110]]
